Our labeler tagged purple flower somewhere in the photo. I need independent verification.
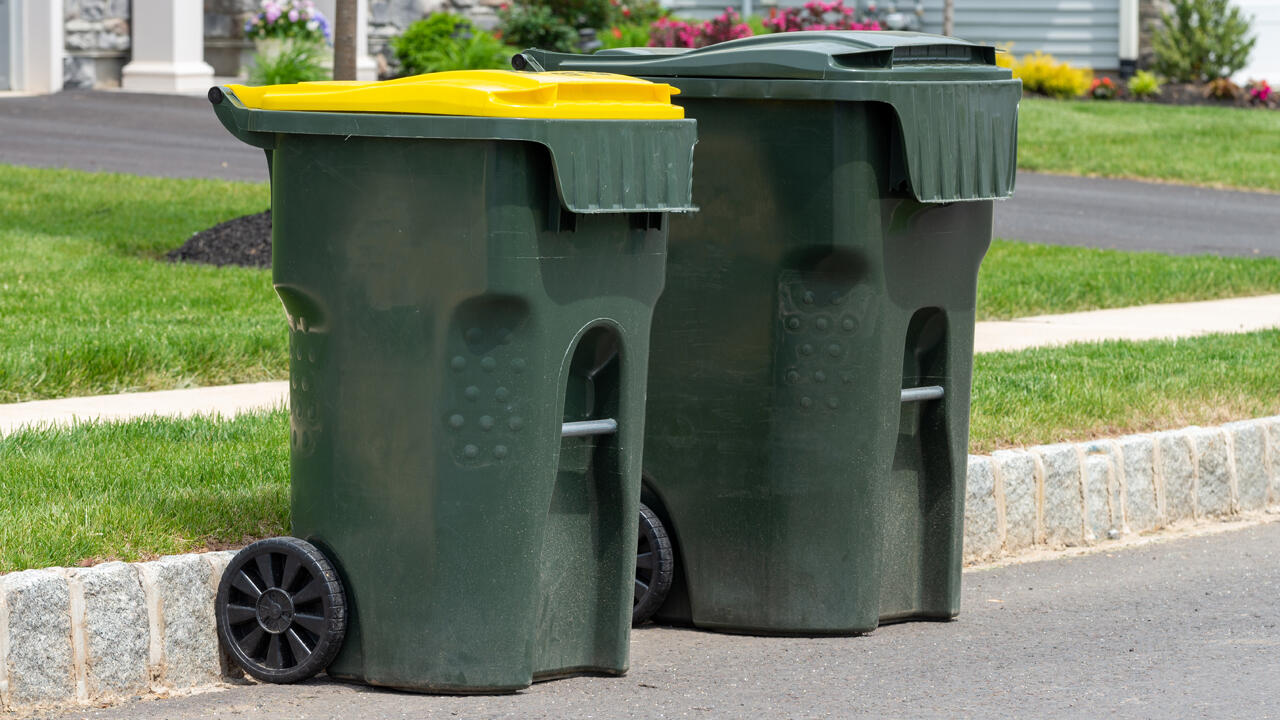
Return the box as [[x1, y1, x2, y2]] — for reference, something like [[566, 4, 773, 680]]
[[288, 8, 299, 22]]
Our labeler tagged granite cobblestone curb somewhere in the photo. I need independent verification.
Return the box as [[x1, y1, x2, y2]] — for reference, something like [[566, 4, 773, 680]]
[[963, 415, 1280, 563], [2, 416, 1279, 711], [0, 552, 238, 712]]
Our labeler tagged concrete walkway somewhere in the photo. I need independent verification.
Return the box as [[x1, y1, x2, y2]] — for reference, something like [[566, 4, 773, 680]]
[[0, 381, 287, 437], [1, 294, 1276, 437], [974, 292, 1280, 353]]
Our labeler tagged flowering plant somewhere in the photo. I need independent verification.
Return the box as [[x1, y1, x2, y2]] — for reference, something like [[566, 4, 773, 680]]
[[763, 0, 880, 32], [649, 17, 701, 48], [245, 0, 331, 43], [1089, 76, 1117, 100], [1246, 79, 1273, 105], [649, 8, 750, 48]]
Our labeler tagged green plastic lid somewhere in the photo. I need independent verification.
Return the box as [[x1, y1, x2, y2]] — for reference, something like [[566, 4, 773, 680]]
[[514, 31, 1019, 204], [514, 31, 1006, 81]]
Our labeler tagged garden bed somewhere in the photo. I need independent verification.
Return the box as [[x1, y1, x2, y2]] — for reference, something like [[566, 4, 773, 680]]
[[168, 209, 272, 268]]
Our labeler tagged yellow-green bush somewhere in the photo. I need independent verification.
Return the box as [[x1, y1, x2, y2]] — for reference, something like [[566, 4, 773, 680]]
[[1011, 51, 1092, 99]]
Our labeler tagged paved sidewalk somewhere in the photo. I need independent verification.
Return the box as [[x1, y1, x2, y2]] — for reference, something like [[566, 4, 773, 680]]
[[0, 381, 287, 437], [975, 292, 1280, 353], [1, 294, 1276, 437]]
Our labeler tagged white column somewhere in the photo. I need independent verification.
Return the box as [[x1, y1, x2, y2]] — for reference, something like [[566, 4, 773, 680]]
[[122, 0, 215, 93], [356, 0, 376, 81], [1118, 0, 1139, 75], [315, 0, 378, 80], [19, 0, 64, 93]]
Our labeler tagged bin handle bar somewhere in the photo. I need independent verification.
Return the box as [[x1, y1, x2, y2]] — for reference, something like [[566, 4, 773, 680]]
[[561, 419, 618, 438], [900, 386, 945, 403]]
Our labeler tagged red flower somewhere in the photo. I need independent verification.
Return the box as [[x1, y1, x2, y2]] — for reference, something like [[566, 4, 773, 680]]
[[612, 26, 623, 38]]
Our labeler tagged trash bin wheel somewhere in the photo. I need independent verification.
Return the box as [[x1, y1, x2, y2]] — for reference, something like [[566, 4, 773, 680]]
[[216, 537, 347, 684], [633, 503, 674, 625]]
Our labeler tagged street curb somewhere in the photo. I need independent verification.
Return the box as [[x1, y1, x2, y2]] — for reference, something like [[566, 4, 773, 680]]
[[963, 415, 1280, 563], [0, 552, 236, 712], [2, 416, 1278, 711]]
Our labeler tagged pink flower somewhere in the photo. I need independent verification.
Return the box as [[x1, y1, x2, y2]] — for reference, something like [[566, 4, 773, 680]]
[[288, 8, 299, 22]]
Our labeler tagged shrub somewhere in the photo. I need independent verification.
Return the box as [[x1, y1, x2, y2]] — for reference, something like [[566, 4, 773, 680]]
[[1128, 69, 1162, 98], [247, 40, 328, 85], [745, 14, 769, 36], [1012, 51, 1091, 99], [1089, 76, 1117, 100], [1152, 0, 1256, 83], [700, 8, 753, 45], [522, 0, 615, 30], [1202, 76, 1240, 100], [649, 17, 700, 48], [391, 14, 514, 75], [497, 3, 579, 53], [615, 0, 665, 26], [763, 0, 880, 32], [599, 23, 652, 49], [649, 9, 751, 48]]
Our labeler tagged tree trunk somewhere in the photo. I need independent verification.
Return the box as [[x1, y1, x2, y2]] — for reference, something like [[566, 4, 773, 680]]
[[943, 0, 954, 36], [333, 0, 357, 81]]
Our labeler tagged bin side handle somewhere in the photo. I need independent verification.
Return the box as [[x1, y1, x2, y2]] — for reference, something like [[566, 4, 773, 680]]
[[562, 419, 618, 437], [900, 386, 944, 403]]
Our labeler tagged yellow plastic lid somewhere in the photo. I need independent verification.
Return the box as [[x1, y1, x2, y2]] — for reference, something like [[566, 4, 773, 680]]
[[227, 70, 683, 120]]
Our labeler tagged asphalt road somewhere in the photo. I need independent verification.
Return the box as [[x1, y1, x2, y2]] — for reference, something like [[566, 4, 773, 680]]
[[2, 90, 1278, 257], [44, 521, 1280, 720], [994, 172, 1280, 258]]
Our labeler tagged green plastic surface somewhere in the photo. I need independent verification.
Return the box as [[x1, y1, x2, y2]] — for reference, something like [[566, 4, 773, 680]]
[[519, 31, 1019, 203], [522, 31, 1019, 634], [212, 87, 695, 691]]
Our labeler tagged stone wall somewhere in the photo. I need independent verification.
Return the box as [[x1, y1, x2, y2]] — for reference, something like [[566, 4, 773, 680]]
[[63, 0, 131, 89], [1138, 0, 1172, 68], [204, 0, 261, 78]]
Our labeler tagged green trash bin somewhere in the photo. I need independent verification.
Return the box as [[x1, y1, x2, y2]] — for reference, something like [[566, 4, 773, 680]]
[[208, 70, 696, 692], [516, 32, 1020, 634]]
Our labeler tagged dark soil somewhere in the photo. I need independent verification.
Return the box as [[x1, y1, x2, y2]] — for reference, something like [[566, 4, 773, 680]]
[[168, 210, 272, 268], [1123, 82, 1277, 109]]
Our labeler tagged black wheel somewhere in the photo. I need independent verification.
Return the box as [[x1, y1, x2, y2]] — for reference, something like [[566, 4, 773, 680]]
[[216, 537, 346, 683], [633, 503, 674, 625]]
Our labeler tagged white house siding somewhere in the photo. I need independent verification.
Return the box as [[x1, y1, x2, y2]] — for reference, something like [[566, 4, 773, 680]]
[[1234, 0, 1280, 83], [919, 0, 1121, 70]]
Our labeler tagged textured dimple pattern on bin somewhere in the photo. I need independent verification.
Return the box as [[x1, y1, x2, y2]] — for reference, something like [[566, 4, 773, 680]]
[[777, 273, 870, 412], [446, 323, 527, 465], [289, 327, 325, 458]]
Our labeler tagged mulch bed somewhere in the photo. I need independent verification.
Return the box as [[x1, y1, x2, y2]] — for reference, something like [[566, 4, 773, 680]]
[[1119, 82, 1277, 109], [168, 210, 272, 268]]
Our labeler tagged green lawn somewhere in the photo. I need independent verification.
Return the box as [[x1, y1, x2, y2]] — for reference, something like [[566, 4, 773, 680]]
[[2, 163, 1278, 403], [0, 165, 279, 403], [0, 411, 288, 572], [2, 329, 1276, 571], [970, 329, 1280, 453], [1018, 97, 1280, 192], [977, 240, 1280, 320]]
